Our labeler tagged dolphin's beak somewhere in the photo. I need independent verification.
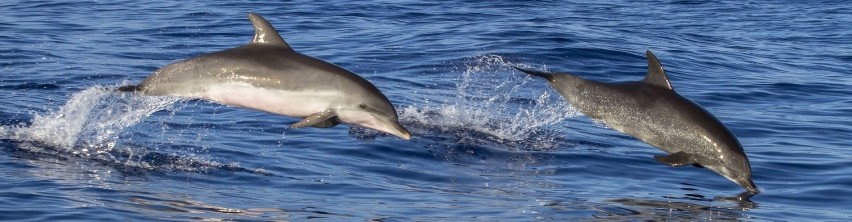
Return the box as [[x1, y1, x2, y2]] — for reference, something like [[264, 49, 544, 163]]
[[361, 113, 410, 140], [388, 121, 411, 140], [737, 178, 759, 194], [339, 108, 411, 140], [375, 114, 411, 140]]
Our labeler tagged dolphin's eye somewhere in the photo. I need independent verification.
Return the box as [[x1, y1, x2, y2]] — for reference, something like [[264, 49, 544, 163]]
[[359, 103, 368, 109]]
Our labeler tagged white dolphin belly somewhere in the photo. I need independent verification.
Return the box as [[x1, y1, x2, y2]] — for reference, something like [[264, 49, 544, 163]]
[[167, 82, 344, 118]]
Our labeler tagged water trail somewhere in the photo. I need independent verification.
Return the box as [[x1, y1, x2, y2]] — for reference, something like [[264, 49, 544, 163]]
[[399, 54, 578, 148], [0, 85, 179, 156], [0, 86, 272, 175]]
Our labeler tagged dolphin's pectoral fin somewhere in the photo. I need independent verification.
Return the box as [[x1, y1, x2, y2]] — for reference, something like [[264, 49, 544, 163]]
[[654, 151, 696, 167], [290, 110, 338, 129], [310, 119, 340, 128]]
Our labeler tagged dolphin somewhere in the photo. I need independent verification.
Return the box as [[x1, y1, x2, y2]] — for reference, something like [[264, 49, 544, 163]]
[[119, 13, 411, 140], [515, 50, 757, 193]]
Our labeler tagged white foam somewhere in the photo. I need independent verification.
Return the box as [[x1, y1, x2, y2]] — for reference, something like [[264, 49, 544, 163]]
[[399, 54, 578, 144], [0, 85, 180, 156]]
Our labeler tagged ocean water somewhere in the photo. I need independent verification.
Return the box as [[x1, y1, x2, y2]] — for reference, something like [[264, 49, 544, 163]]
[[1, 0, 850, 221]]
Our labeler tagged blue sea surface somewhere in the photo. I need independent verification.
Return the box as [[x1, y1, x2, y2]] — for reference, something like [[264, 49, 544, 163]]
[[1, 1, 851, 221]]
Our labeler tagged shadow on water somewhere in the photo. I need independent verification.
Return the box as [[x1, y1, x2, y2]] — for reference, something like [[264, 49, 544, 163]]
[[121, 192, 354, 221], [589, 192, 756, 221]]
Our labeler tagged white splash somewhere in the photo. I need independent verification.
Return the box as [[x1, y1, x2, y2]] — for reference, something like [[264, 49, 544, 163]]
[[0, 86, 180, 156], [399, 54, 578, 144]]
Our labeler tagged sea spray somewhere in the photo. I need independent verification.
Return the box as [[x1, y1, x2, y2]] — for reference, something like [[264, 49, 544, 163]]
[[398, 54, 577, 148], [0, 86, 274, 174], [0, 86, 180, 156]]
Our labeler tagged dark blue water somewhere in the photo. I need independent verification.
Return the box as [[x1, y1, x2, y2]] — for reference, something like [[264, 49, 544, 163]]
[[1, 1, 850, 221]]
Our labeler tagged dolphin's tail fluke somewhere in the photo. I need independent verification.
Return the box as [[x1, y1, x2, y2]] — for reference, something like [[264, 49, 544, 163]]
[[117, 85, 140, 92], [513, 66, 555, 82]]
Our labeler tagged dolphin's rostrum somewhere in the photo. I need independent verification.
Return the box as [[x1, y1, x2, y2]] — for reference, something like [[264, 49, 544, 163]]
[[515, 51, 757, 193], [120, 13, 411, 140]]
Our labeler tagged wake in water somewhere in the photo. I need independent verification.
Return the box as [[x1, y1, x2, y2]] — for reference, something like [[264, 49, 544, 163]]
[[0, 54, 574, 172], [0, 86, 176, 153], [0, 85, 257, 174], [0, 86, 178, 153], [398, 54, 578, 150]]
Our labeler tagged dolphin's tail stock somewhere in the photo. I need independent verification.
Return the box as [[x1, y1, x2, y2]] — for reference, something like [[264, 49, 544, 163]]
[[116, 85, 140, 92], [513, 66, 555, 82]]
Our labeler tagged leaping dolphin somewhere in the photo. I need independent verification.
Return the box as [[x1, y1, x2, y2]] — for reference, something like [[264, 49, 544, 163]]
[[515, 50, 757, 193], [119, 13, 411, 140]]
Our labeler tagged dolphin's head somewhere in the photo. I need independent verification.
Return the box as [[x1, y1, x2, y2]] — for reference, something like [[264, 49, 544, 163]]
[[705, 145, 758, 194], [335, 95, 411, 140], [716, 158, 758, 194]]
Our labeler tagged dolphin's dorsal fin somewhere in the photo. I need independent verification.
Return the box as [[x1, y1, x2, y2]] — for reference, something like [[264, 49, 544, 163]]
[[642, 50, 673, 90], [248, 13, 291, 48]]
